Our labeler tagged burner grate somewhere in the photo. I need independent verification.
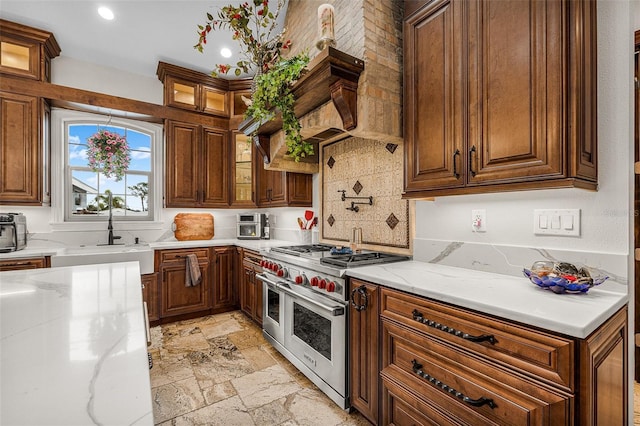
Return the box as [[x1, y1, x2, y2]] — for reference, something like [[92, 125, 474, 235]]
[[320, 252, 410, 268]]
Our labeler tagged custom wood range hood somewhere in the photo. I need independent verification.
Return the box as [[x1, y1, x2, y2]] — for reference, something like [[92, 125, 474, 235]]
[[239, 46, 402, 174]]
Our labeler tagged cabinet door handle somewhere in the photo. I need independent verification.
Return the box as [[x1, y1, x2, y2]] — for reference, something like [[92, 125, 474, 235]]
[[350, 285, 368, 311], [453, 149, 461, 179], [411, 360, 496, 409], [412, 309, 496, 344], [469, 145, 477, 177]]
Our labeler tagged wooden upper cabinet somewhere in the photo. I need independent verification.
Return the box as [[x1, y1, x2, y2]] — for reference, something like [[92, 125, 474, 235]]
[[0, 19, 60, 82], [0, 92, 41, 204], [403, 0, 464, 192], [157, 61, 229, 117], [403, 0, 598, 198], [0, 20, 57, 206], [165, 120, 229, 208], [201, 127, 229, 206], [256, 164, 312, 207]]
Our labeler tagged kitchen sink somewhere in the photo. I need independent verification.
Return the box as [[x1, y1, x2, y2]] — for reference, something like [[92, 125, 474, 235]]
[[51, 244, 154, 274]]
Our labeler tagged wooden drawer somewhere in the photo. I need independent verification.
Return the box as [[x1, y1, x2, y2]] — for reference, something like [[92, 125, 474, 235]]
[[382, 375, 465, 426], [381, 288, 574, 391], [157, 248, 210, 263], [0, 256, 50, 271], [381, 319, 573, 425]]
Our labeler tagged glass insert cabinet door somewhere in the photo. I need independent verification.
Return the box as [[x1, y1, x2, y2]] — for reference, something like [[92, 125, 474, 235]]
[[232, 132, 254, 205], [0, 39, 37, 78]]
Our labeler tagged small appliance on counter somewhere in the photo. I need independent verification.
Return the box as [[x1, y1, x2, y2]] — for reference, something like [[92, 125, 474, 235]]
[[237, 213, 269, 240], [0, 212, 27, 252]]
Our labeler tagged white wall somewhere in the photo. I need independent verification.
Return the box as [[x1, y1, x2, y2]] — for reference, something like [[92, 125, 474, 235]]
[[414, 0, 635, 257]]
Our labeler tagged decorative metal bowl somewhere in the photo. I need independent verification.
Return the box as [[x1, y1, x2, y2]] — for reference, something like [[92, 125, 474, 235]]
[[522, 261, 608, 294]]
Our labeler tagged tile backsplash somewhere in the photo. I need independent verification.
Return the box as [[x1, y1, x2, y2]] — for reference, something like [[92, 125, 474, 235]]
[[321, 137, 410, 250]]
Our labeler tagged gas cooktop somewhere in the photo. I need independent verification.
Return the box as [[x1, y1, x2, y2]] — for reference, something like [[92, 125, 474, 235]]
[[270, 244, 334, 256], [320, 252, 411, 268]]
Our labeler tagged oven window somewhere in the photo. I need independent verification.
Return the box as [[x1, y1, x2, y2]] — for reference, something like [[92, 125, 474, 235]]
[[293, 302, 331, 360], [267, 288, 280, 323]]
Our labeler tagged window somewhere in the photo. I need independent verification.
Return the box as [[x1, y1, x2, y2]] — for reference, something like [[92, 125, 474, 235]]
[[52, 109, 163, 227]]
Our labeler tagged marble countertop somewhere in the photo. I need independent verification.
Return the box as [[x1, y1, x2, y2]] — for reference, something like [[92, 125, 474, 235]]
[[0, 238, 294, 260], [0, 261, 153, 425], [346, 261, 628, 339]]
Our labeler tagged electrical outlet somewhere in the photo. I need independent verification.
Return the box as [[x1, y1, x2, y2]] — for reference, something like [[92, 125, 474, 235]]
[[472, 209, 486, 232]]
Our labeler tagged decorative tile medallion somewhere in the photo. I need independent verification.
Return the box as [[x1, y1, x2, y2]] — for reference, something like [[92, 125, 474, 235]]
[[352, 180, 363, 195], [327, 156, 335, 169], [327, 214, 335, 227], [386, 213, 399, 230], [385, 143, 398, 154]]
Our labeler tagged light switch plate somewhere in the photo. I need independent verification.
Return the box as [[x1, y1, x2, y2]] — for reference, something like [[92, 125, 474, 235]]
[[533, 209, 580, 236]]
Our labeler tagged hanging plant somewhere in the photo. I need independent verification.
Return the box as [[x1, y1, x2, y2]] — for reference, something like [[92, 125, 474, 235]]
[[86, 129, 131, 181], [195, 0, 312, 161], [246, 53, 311, 161], [194, 0, 290, 77]]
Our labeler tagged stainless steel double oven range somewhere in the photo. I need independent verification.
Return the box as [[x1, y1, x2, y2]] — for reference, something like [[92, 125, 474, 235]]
[[256, 244, 409, 409]]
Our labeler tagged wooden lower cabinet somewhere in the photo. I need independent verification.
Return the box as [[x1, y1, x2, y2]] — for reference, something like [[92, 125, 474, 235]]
[[0, 256, 50, 271], [349, 281, 380, 424], [348, 279, 628, 425], [141, 273, 159, 322], [578, 308, 628, 425], [156, 248, 212, 318], [239, 248, 263, 325], [212, 246, 236, 310]]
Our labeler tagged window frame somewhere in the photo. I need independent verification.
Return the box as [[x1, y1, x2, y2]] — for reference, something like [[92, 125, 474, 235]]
[[51, 108, 164, 230]]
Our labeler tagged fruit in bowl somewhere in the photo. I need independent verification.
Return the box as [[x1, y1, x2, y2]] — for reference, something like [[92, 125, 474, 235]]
[[522, 261, 608, 294]]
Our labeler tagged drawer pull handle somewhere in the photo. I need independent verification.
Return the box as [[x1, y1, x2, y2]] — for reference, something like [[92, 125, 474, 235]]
[[411, 360, 496, 409], [350, 285, 368, 311], [412, 309, 496, 344]]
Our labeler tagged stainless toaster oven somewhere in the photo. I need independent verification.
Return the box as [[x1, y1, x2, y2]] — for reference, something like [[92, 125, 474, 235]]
[[0, 212, 27, 253], [237, 213, 269, 240]]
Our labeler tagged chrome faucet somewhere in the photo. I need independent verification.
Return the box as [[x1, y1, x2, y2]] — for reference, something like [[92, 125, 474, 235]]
[[106, 192, 122, 245]]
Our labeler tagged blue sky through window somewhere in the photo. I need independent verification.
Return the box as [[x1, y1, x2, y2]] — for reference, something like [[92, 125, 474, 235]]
[[68, 123, 152, 215]]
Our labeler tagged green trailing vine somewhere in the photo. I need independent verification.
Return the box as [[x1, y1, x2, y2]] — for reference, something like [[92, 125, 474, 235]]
[[246, 52, 312, 162]]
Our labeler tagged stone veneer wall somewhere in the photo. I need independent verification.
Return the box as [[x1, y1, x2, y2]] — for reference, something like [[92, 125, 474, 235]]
[[284, 0, 403, 142]]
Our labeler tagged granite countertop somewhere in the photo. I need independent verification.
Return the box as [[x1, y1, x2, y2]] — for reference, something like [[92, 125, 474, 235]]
[[346, 261, 628, 339], [0, 261, 153, 425]]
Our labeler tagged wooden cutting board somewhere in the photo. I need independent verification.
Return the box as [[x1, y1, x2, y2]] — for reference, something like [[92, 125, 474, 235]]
[[173, 213, 214, 241]]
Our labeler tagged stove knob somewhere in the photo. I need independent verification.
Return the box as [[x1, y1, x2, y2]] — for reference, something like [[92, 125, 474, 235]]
[[277, 268, 287, 278], [271, 263, 279, 272], [318, 279, 327, 289], [326, 281, 336, 292], [294, 275, 304, 285], [260, 260, 266, 267], [310, 276, 320, 287]]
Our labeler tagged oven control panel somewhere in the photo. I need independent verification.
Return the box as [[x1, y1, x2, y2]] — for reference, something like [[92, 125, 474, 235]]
[[260, 259, 345, 301]]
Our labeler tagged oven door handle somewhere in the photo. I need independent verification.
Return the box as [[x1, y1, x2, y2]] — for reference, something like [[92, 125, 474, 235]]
[[277, 284, 346, 317], [255, 273, 280, 289]]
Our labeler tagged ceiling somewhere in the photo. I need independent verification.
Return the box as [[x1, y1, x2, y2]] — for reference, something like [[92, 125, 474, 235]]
[[0, 0, 288, 79]]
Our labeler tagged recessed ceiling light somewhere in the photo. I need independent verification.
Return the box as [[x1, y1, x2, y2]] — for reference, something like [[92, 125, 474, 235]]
[[98, 6, 114, 20], [220, 47, 232, 58]]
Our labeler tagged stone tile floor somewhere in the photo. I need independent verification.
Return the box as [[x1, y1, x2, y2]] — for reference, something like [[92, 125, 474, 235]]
[[635, 381, 640, 425], [149, 310, 370, 425]]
